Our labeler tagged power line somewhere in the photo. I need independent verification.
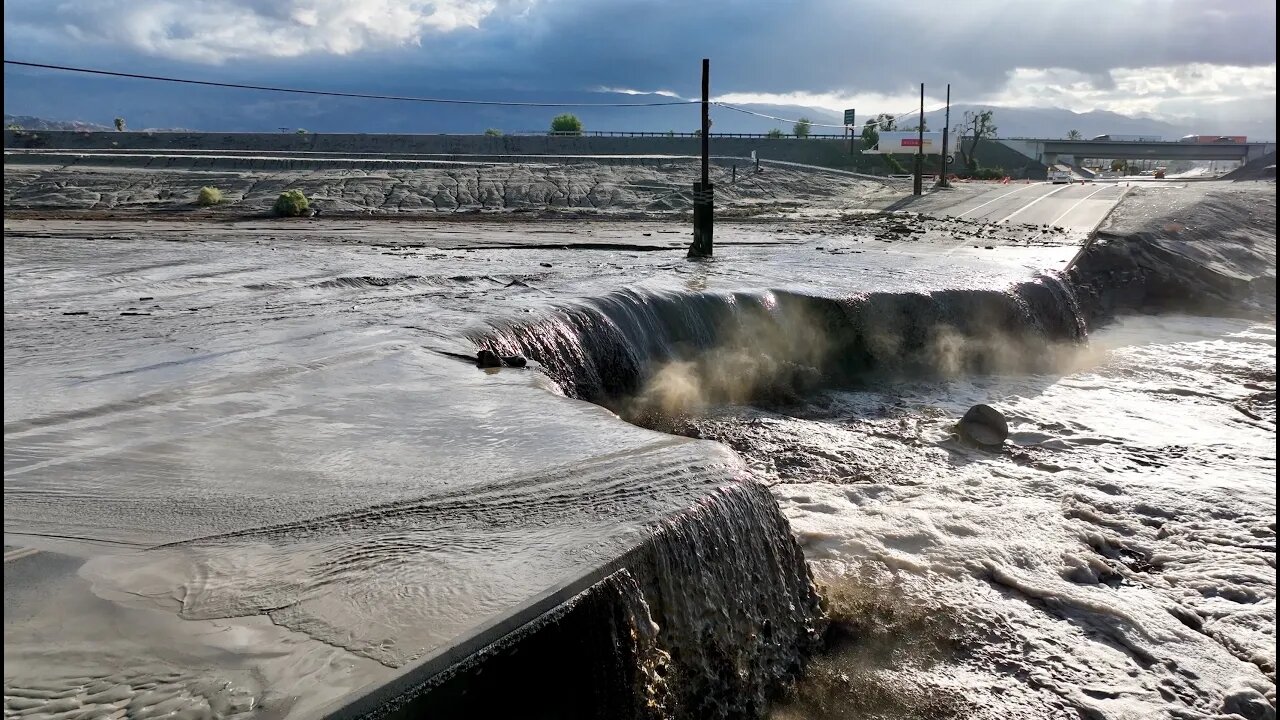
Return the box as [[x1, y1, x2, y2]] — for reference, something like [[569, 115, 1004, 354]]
[[714, 101, 949, 130], [2, 60, 700, 108]]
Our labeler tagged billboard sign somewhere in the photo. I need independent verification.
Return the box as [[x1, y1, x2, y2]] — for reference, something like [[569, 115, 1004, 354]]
[[871, 131, 946, 154], [843, 109, 856, 126]]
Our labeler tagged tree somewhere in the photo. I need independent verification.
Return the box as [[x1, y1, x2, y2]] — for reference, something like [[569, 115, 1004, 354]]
[[484, 128, 503, 136], [296, 128, 308, 135], [860, 118, 879, 151], [1067, 129, 1082, 140], [1110, 159, 1127, 173], [958, 109, 997, 171], [113, 117, 126, 132], [550, 113, 583, 135], [874, 113, 897, 132], [793, 117, 812, 138], [766, 128, 785, 139]]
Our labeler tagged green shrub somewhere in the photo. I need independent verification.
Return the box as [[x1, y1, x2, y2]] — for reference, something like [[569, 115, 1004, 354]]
[[550, 113, 583, 135], [765, 128, 785, 139], [793, 117, 812, 138], [296, 128, 308, 135], [967, 166, 1006, 180], [484, 128, 503, 136], [196, 186, 223, 206], [273, 189, 309, 217]]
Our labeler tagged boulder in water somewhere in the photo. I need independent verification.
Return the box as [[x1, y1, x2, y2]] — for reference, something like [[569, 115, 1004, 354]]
[[502, 354, 528, 368], [1221, 686, 1273, 720], [958, 404, 1009, 447]]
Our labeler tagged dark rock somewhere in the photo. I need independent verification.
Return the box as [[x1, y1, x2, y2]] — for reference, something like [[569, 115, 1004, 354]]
[[539, 262, 553, 268], [958, 404, 1009, 447], [476, 349, 503, 368], [139, 296, 154, 301], [502, 355, 528, 368], [1221, 688, 1274, 720]]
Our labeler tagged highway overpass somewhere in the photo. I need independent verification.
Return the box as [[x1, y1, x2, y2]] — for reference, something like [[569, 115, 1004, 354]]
[[998, 137, 1276, 166]]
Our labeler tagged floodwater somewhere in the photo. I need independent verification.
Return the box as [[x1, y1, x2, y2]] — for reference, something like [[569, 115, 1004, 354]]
[[3, 205, 1275, 719], [723, 314, 1276, 719]]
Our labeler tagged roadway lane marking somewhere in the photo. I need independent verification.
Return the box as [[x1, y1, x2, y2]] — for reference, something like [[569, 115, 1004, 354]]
[[4, 547, 40, 563], [1048, 184, 1115, 227], [998, 183, 1076, 224], [954, 183, 1045, 219]]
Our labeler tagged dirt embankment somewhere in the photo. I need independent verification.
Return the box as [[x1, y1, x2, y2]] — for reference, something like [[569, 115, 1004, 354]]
[[1070, 184, 1276, 320], [3, 159, 904, 219], [1222, 151, 1277, 181]]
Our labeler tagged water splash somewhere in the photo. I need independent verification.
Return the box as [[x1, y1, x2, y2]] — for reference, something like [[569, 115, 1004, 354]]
[[475, 276, 1090, 414]]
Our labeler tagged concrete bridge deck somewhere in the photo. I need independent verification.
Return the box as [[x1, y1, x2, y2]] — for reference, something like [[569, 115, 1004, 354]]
[[998, 137, 1276, 165]]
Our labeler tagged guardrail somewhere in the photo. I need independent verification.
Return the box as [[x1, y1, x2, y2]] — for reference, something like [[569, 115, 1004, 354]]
[[6, 128, 883, 141], [537, 130, 852, 139]]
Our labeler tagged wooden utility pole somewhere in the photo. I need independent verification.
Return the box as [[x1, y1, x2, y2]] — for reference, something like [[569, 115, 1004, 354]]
[[939, 84, 951, 188], [689, 58, 714, 257], [913, 83, 924, 195], [701, 58, 710, 189]]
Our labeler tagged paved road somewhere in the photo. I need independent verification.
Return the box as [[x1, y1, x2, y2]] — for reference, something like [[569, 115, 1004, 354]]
[[943, 182, 1130, 231]]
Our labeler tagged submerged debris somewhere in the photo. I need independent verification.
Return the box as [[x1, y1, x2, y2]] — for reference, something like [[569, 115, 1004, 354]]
[[477, 349, 528, 368]]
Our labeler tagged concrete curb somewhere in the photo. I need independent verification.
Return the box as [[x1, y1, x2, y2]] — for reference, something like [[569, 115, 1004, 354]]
[[1063, 184, 1133, 273]]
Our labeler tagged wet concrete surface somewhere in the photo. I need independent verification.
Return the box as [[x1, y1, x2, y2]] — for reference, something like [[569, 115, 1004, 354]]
[[920, 181, 1130, 228], [3, 209, 1090, 716]]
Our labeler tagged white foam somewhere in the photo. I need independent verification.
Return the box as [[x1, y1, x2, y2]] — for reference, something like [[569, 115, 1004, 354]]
[[761, 316, 1276, 718]]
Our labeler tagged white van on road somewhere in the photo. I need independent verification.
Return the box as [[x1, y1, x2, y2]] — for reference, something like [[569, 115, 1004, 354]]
[[1048, 168, 1072, 184]]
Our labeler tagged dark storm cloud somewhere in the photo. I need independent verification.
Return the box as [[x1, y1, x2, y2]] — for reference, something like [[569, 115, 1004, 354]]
[[3, 0, 1276, 98]]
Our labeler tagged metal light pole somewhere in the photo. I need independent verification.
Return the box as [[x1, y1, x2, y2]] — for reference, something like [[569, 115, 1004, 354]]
[[913, 83, 924, 195]]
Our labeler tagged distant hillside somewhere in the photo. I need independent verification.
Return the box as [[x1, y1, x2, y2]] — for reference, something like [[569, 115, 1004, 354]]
[[4, 114, 194, 133], [915, 105, 1274, 142], [4, 85, 1272, 141], [4, 114, 112, 131]]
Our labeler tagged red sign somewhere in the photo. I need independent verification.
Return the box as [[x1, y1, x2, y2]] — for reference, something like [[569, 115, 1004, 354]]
[[902, 138, 922, 147]]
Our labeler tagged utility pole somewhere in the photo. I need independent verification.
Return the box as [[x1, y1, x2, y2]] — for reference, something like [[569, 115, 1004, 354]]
[[689, 58, 714, 257], [913, 83, 924, 195], [939, 84, 951, 188]]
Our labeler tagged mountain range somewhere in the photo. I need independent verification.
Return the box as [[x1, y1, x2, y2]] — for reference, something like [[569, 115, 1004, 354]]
[[4, 72, 1274, 141]]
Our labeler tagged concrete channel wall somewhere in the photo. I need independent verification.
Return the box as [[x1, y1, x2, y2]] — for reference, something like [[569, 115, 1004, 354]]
[[5, 129, 856, 166], [4, 129, 1049, 178]]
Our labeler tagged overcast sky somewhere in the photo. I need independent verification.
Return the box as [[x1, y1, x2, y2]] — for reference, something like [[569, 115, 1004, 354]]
[[3, 0, 1276, 124]]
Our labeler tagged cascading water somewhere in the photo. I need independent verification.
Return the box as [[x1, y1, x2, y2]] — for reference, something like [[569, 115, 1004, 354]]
[[460, 274, 1095, 717], [474, 274, 1090, 410], [465, 188, 1276, 720], [352, 482, 824, 720], [639, 482, 825, 718]]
